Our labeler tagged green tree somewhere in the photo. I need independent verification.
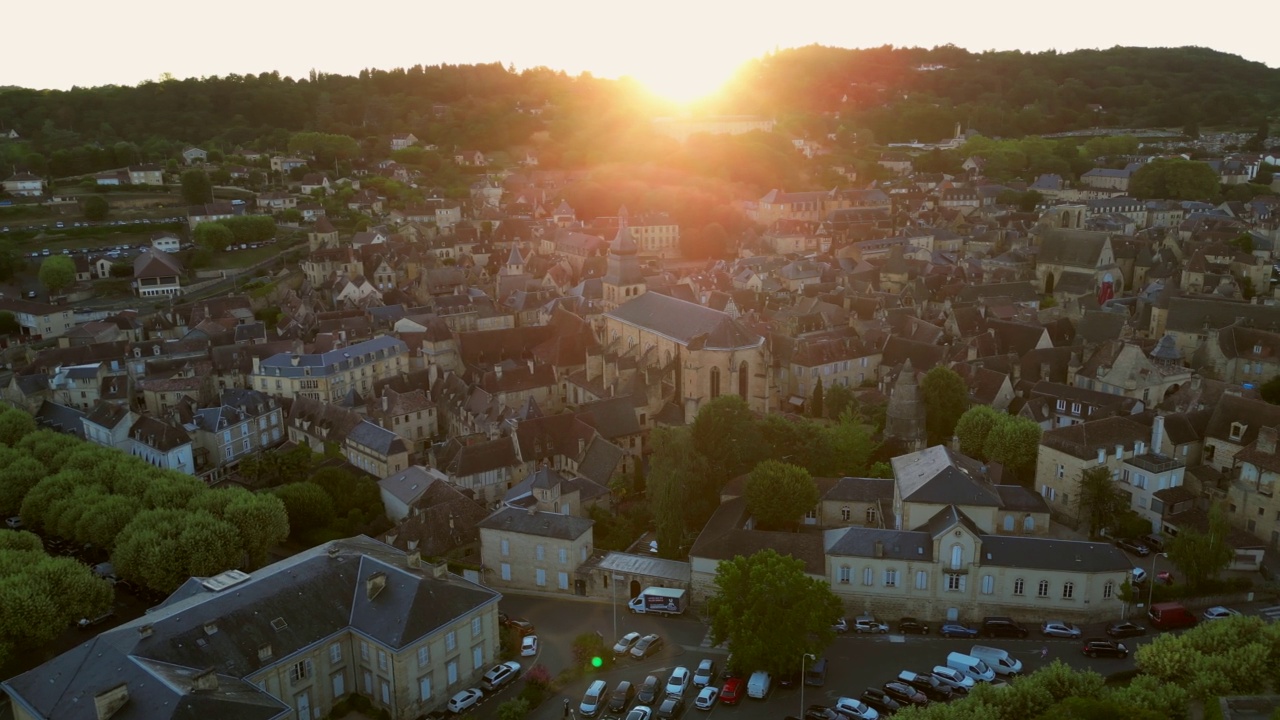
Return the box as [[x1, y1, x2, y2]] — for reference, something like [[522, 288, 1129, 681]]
[[0, 544, 113, 664], [570, 632, 611, 671], [691, 395, 767, 489], [706, 549, 842, 676], [824, 413, 879, 477], [824, 383, 854, 420], [646, 427, 707, 558], [38, 255, 76, 294], [1261, 375, 1280, 405], [180, 169, 212, 205], [1076, 466, 1128, 539], [744, 461, 818, 530], [0, 455, 45, 516], [497, 698, 530, 720], [1165, 500, 1232, 589], [1135, 614, 1275, 701], [82, 195, 109, 221], [287, 132, 360, 166], [193, 221, 234, 251], [223, 491, 290, 568], [272, 482, 336, 539], [0, 241, 23, 282], [810, 378, 824, 419], [1129, 158, 1221, 201], [0, 408, 37, 446], [0, 312, 17, 336], [921, 367, 969, 446], [982, 415, 1042, 483], [954, 405, 1002, 459]]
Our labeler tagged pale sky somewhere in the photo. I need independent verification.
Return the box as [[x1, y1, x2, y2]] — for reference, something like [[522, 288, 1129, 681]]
[[12, 1, 1279, 102]]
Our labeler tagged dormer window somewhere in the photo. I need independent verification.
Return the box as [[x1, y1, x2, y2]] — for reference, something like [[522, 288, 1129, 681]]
[[1230, 422, 1247, 442], [1256, 344, 1264, 355]]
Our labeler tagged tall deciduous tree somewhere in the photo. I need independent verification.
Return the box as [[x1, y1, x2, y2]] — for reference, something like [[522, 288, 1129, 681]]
[[810, 378, 824, 419], [1076, 466, 1128, 539], [706, 549, 841, 676], [691, 395, 766, 489], [1136, 615, 1275, 701], [982, 415, 1042, 483], [1129, 158, 1221, 201], [921, 366, 969, 446], [82, 195, 109, 221], [824, 383, 854, 420], [744, 461, 818, 530], [272, 482, 337, 540], [0, 408, 37, 446], [38, 255, 75, 294], [180, 169, 212, 205], [1166, 501, 1232, 589], [222, 492, 290, 568], [954, 405, 1002, 459], [646, 427, 708, 558], [824, 413, 879, 477]]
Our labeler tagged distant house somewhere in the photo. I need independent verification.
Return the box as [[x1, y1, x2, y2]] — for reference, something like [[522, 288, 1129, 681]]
[[151, 232, 181, 254], [300, 173, 331, 195], [181, 147, 208, 165], [186, 200, 240, 229], [270, 156, 308, 173], [128, 164, 165, 186], [390, 133, 420, 152], [454, 150, 486, 167], [256, 190, 297, 212], [2, 172, 43, 197], [133, 248, 183, 298]]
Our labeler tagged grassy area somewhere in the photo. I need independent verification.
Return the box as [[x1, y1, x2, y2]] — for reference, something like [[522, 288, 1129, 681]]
[[206, 237, 303, 271]]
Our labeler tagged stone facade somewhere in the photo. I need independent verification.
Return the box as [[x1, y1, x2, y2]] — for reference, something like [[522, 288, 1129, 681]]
[[478, 507, 594, 594]]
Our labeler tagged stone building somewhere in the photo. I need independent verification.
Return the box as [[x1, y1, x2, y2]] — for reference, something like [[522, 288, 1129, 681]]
[[884, 359, 927, 452], [478, 507, 594, 594]]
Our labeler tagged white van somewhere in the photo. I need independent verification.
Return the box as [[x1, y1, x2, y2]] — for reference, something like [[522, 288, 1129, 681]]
[[968, 645, 1023, 676], [580, 679, 608, 717], [746, 671, 772, 700], [946, 652, 995, 683]]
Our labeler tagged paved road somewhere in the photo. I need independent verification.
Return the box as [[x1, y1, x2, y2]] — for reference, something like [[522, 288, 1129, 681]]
[[470, 594, 1280, 720]]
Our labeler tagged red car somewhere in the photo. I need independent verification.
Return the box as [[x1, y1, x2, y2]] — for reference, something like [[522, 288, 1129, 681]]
[[719, 678, 744, 705]]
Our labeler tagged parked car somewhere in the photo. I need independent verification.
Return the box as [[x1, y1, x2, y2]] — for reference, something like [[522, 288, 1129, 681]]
[[1106, 621, 1146, 638], [854, 615, 889, 634], [1115, 538, 1151, 556], [692, 658, 717, 688], [504, 617, 536, 636], [666, 666, 690, 697], [447, 689, 483, 714], [803, 705, 842, 720], [940, 622, 979, 639], [626, 707, 652, 720], [1082, 638, 1129, 658], [1041, 621, 1082, 639], [637, 675, 661, 705], [897, 617, 930, 635], [833, 696, 880, 720], [77, 611, 117, 629], [631, 634, 663, 660], [1157, 570, 1175, 585], [5, 517, 21, 529], [655, 696, 684, 720], [1203, 606, 1241, 621], [896, 671, 953, 702], [1143, 533, 1166, 552], [520, 635, 539, 657], [858, 688, 901, 716], [694, 686, 719, 710], [831, 617, 849, 633], [981, 617, 1029, 638], [930, 666, 975, 694], [719, 678, 744, 705], [614, 632, 642, 656], [481, 662, 521, 691], [881, 681, 928, 707], [1131, 567, 1148, 584], [777, 671, 801, 688], [608, 681, 636, 713]]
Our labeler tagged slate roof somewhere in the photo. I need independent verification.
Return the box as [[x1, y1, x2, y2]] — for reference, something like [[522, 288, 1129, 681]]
[[825, 526, 934, 561], [258, 335, 407, 379], [1078, 310, 1128, 345], [438, 436, 519, 478], [478, 506, 593, 540], [379, 465, 446, 506], [690, 497, 826, 575], [1040, 416, 1151, 460], [978, 536, 1130, 572], [128, 415, 191, 451], [821, 477, 894, 504], [1164, 297, 1280, 334], [502, 467, 611, 508], [3, 536, 496, 720], [1205, 395, 1280, 446], [605, 293, 762, 350], [995, 485, 1051, 513], [892, 446, 1001, 507], [577, 436, 626, 485], [34, 400, 86, 438]]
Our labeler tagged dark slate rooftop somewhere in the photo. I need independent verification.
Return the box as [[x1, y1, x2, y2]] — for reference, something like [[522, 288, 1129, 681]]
[[478, 506, 593, 541], [604, 292, 762, 350], [892, 446, 1001, 507], [978, 536, 1130, 572]]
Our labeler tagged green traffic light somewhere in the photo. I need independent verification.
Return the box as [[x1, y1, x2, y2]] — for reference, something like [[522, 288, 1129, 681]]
[[591, 657, 603, 668]]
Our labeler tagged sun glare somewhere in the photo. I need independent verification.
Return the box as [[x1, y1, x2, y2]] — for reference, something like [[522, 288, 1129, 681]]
[[629, 59, 739, 107]]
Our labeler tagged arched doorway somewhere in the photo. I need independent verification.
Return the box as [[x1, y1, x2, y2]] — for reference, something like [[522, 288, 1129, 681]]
[[1044, 272, 1055, 294], [629, 580, 641, 599]]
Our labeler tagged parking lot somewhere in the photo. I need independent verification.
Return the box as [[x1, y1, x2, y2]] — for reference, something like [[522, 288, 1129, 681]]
[[476, 592, 1280, 720]]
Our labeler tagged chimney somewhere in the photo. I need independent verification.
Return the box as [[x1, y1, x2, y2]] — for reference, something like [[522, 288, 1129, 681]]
[[327, 544, 340, 558], [407, 539, 419, 552], [290, 354, 300, 367], [431, 560, 448, 579], [382, 394, 389, 412], [1152, 415, 1166, 454], [94, 683, 130, 720], [1040, 362, 1050, 381], [257, 643, 272, 662], [527, 358, 534, 374], [406, 550, 421, 569], [203, 621, 218, 636], [137, 624, 153, 639], [494, 363, 503, 380], [366, 571, 387, 600], [191, 667, 218, 692], [1259, 427, 1278, 455], [874, 540, 884, 558]]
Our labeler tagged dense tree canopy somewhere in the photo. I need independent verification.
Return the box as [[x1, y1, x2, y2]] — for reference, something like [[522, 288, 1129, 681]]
[[1129, 157, 1222, 201], [920, 366, 969, 446], [744, 461, 818, 530], [37, 256, 75, 293]]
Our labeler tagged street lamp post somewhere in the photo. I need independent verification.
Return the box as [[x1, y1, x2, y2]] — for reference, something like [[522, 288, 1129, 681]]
[[799, 652, 815, 717], [1147, 552, 1168, 608]]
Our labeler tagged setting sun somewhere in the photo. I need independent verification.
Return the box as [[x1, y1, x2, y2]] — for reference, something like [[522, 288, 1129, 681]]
[[626, 56, 742, 106]]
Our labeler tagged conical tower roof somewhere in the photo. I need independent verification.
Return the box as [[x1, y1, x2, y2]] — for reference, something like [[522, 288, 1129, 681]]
[[611, 225, 638, 256], [507, 243, 527, 267], [1150, 334, 1182, 361]]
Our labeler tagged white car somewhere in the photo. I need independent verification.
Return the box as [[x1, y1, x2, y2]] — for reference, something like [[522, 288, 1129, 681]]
[[665, 666, 690, 697], [853, 616, 889, 633], [834, 697, 879, 720], [626, 707, 653, 720], [1203, 606, 1241, 621], [1131, 567, 1148, 584], [832, 617, 849, 633], [694, 686, 719, 710], [1041, 621, 1082, 639], [521, 635, 539, 657], [613, 631, 642, 655], [481, 661, 521, 691], [447, 688, 483, 714]]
